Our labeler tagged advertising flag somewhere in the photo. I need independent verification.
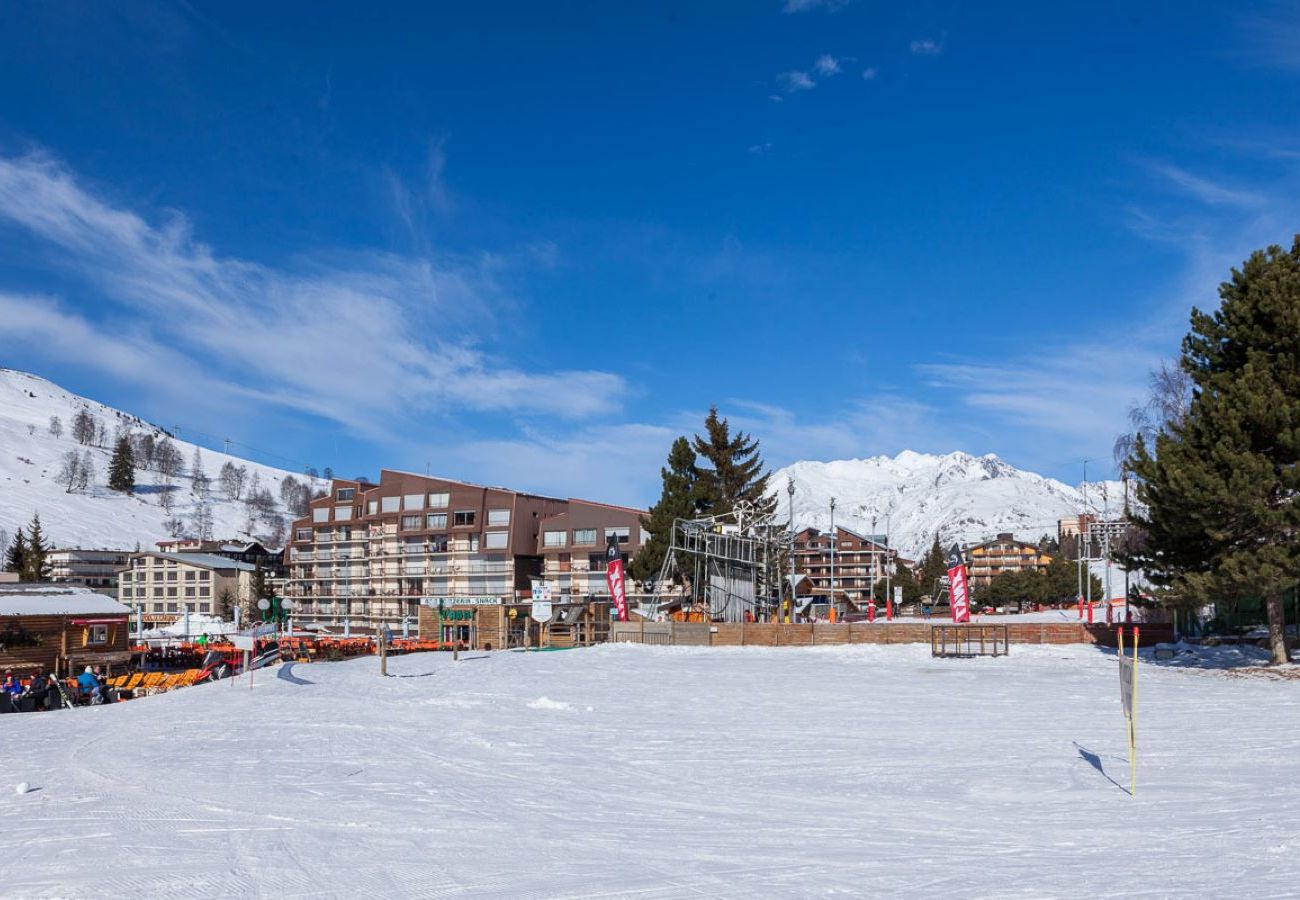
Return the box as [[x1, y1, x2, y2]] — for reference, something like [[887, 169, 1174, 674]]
[[946, 544, 971, 623], [606, 538, 629, 622]]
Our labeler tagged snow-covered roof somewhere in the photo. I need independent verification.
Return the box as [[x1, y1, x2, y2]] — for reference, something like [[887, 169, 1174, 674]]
[[0, 585, 130, 616], [133, 552, 257, 571]]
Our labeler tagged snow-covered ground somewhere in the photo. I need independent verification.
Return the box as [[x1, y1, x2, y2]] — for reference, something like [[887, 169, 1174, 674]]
[[2, 644, 1297, 897], [0, 368, 325, 550]]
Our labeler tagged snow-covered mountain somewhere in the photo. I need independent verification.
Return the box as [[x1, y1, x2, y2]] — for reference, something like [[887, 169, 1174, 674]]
[[0, 368, 326, 551], [771, 451, 1133, 559]]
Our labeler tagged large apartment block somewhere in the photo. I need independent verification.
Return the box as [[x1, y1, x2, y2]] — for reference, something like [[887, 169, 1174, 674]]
[[537, 500, 648, 601], [286, 471, 646, 633], [793, 526, 894, 609]]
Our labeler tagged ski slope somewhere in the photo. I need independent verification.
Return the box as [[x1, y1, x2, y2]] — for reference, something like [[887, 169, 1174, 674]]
[[2, 644, 1297, 897], [0, 368, 324, 550]]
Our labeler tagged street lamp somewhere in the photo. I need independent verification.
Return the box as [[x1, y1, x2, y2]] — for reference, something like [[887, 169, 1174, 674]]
[[829, 497, 837, 620], [787, 479, 796, 624]]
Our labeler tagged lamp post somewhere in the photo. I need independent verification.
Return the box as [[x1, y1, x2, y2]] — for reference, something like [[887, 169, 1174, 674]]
[[829, 497, 837, 620], [787, 479, 796, 624]]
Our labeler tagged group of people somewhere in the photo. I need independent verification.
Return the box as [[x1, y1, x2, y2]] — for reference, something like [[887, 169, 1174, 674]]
[[1, 665, 110, 712]]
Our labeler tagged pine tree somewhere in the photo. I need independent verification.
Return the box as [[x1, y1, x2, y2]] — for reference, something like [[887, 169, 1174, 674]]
[[915, 534, 949, 599], [1128, 238, 1300, 664], [3, 529, 26, 576], [22, 514, 51, 582], [630, 437, 700, 583], [692, 406, 773, 518], [108, 435, 136, 493]]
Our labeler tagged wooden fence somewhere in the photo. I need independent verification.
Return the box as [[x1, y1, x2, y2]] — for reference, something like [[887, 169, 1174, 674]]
[[609, 620, 1173, 648]]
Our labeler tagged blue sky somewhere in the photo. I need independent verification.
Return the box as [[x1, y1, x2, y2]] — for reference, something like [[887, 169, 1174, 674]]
[[0, 0, 1298, 505]]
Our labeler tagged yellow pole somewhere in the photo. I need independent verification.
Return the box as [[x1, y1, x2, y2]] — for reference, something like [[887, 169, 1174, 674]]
[[1130, 626, 1139, 797]]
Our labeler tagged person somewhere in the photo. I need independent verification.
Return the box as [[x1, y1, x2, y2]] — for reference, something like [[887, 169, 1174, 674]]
[[2, 671, 21, 697], [77, 666, 102, 704], [23, 669, 49, 713]]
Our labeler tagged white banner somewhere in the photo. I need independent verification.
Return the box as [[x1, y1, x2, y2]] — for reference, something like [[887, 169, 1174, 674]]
[[1118, 653, 1135, 719]]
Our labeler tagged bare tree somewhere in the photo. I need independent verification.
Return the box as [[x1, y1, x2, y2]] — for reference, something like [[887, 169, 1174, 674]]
[[192, 501, 214, 541], [48, 416, 62, 439], [154, 439, 183, 480], [219, 462, 248, 500], [56, 451, 84, 494], [1113, 359, 1194, 471], [78, 450, 94, 491], [71, 410, 96, 445], [130, 432, 156, 470], [190, 447, 208, 497], [163, 517, 187, 538]]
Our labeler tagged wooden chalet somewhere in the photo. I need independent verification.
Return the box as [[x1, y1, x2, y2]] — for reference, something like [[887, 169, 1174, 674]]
[[0, 585, 132, 676]]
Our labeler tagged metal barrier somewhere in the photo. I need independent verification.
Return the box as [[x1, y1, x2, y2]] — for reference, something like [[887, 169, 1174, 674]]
[[931, 624, 1009, 658]]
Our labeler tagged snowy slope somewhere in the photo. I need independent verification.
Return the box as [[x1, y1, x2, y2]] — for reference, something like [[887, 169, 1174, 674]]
[[772, 451, 1132, 558], [0, 368, 324, 550], [2, 645, 1297, 896]]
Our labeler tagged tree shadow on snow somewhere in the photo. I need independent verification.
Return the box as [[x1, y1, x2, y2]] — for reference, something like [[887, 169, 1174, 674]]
[[1073, 741, 1130, 795]]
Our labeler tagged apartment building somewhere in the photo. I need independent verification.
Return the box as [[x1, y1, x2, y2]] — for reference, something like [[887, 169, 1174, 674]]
[[962, 533, 1053, 587], [792, 526, 894, 609], [286, 471, 576, 632], [155, 539, 287, 577], [48, 548, 131, 596], [116, 552, 256, 624], [536, 499, 648, 601]]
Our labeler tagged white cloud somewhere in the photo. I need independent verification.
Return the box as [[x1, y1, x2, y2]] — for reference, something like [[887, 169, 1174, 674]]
[[1148, 163, 1266, 208], [910, 38, 942, 56], [0, 151, 625, 440], [814, 54, 841, 77], [749, 143, 774, 154], [782, 0, 850, 12], [777, 70, 816, 93], [862, 66, 879, 80]]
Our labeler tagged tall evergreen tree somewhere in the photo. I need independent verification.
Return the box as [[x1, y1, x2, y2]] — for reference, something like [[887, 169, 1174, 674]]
[[1127, 238, 1300, 664], [692, 406, 774, 518], [630, 437, 699, 583], [915, 534, 949, 599], [22, 514, 51, 582], [3, 528, 26, 576], [108, 435, 136, 493]]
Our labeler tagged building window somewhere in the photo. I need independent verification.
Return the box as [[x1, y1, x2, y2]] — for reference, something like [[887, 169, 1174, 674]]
[[296, 529, 311, 542], [199, 603, 211, 613], [167, 587, 178, 598], [543, 530, 567, 547], [484, 531, 508, 550], [589, 552, 628, 571], [381, 496, 401, 514], [313, 507, 330, 523], [335, 506, 353, 521], [425, 513, 448, 529], [185, 587, 195, 598], [199, 586, 210, 597], [367, 500, 379, 516], [87, 624, 108, 645], [468, 535, 480, 552], [135, 587, 145, 597], [429, 534, 449, 552], [428, 492, 449, 508], [199, 571, 210, 581], [401, 515, 423, 530], [166, 603, 178, 613], [336, 488, 355, 502], [573, 528, 597, 545], [166, 572, 178, 582], [487, 509, 511, 527], [606, 526, 630, 545], [454, 510, 476, 527], [185, 570, 195, 581]]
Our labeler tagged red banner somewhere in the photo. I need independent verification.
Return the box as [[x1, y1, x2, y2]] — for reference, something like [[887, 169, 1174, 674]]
[[946, 543, 970, 623], [606, 540, 629, 622]]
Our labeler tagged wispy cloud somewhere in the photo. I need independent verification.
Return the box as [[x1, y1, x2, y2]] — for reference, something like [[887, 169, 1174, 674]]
[[814, 54, 841, 77], [1148, 163, 1266, 208], [861, 66, 879, 80], [782, 0, 850, 13], [777, 70, 816, 93], [0, 150, 625, 440], [749, 142, 774, 154], [909, 38, 943, 56]]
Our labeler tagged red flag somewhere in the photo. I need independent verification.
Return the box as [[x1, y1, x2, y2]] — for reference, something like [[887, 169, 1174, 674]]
[[606, 539, 629, 622], [946, 544, 971, 623]]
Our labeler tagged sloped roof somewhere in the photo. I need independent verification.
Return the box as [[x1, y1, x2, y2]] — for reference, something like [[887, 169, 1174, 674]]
[[135, 552, 257, 572], [0, 585, 130, 616]]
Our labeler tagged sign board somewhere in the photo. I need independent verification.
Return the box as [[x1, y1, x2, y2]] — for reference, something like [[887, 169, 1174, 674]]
[[893, 586, 903, 606], [1118, 653, 1135, 718], [229, 634, 255, 651], [419, 596, 501, 607], [530, 601, 553, 623]]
